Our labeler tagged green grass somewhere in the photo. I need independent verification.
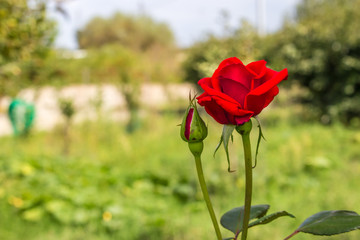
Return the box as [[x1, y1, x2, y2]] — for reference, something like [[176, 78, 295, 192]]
[[0, 110, 360, 240]]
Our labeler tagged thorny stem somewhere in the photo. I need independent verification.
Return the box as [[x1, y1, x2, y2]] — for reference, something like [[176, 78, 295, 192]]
[[194, 155, 223, 240]]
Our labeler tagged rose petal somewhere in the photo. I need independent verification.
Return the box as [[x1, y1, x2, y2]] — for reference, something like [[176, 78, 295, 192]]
[[214, 57, 244, 77], [252, 67, 278, 90], [246, 60, 267, 80], [218, 77, 249, 106], [198, 94, 254, 125], [234, 114, 253, 125], [245, 86, 279, 115], [184, 108, 194, 140], [199, 84, 245, 116], [198, 77, 213, 88], [198, 77, 241, 108], [217, 63, 254, 90], [248, 68, 288, 96], [199, 72, 254, 119], [245, 68, 288, 115], [211, 95, 253, 116], [198, 59, 288, 125], [212, 57, 244, 90], [197, 95, 231, 124]]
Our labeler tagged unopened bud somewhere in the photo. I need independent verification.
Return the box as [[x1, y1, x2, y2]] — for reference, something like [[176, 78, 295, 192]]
[[235, 119, 252, 135], [180, 99, 208, 143]]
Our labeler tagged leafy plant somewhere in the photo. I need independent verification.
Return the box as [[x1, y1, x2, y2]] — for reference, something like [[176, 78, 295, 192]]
[[77, 12, 175, 52], [58, 98, 75, 155], [0, 0, 56, 98], [180, 56, 360, 240], [263, 0, 360, 124]]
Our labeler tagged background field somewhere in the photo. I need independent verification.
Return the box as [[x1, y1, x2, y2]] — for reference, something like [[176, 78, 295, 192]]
[[1, 0, 360, 239], [1, 103, 360, 239]]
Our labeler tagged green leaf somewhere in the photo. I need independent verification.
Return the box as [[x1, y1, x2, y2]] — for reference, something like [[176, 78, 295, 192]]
[[253, 117, 265, 168], [221, 205, 294, 236], [223, 238, 234, 240], [297, 210, 360, 236], [214, 125, 236, 172], [214, 136, 223, 157], [220, 204, 270, 234], [249, 211, 295, 228]]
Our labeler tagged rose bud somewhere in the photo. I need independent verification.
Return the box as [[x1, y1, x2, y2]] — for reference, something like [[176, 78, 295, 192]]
[[236, 119, 253, 136], [180, 100, 208, 143]]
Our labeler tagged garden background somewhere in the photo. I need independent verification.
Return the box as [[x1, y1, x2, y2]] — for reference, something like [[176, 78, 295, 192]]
[[1, 0, 360, 239]]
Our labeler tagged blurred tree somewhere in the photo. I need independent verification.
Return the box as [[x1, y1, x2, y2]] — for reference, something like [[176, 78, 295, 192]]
[[85, 44, 144, 132], [182, 20, 261, 86], [77, 12, 175, 52], [58, 98, 75, 155], [76, 13, 182, 131], [0, 0, 56, 98], [264, 0, 360, 124]]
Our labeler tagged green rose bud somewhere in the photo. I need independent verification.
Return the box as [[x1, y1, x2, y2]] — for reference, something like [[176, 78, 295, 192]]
[[180, 100, 208, 143], [235, 119, 252, 136]]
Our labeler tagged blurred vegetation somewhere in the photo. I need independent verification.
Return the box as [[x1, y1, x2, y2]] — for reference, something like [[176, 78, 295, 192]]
[[77, 12, 175, 52], [1, 0, 359, 124], [184, 0, 360, 124], [0, 0, 360, 239], [0, 0, 56, 97], [263, 0, 360, 124], [0, 0, 360, 240], [0, 108, 360, 239], [58, 98, 75, 155], [74, 11, 181, 86], [0, 5, 183, 100], [182, 20, 261, 86]]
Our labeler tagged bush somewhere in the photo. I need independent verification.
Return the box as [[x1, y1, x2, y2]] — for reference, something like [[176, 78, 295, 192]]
[[263, 0, 360, 124]]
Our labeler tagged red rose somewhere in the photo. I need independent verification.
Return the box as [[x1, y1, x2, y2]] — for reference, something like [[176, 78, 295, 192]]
[[197, 57, 288, 125]]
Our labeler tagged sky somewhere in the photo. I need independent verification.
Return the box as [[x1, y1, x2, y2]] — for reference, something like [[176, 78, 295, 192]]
[[49, 0, 301, 49]]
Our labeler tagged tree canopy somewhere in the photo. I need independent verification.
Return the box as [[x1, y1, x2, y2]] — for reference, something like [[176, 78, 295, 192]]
[[264, 0, 360, 123], [0, 0, 56, 97], [77, 12, 175, 51], [0, 0, 55, 63]]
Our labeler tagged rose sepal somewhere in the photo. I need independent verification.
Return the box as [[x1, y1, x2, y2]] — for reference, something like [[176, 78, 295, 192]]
[[214, 124, 236, 172]]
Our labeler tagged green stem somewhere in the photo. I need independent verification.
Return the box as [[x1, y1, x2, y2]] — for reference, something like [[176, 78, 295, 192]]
[[284, 230, 300, 240], [194, 155, 223, 240], [240, 132, 252, 240]]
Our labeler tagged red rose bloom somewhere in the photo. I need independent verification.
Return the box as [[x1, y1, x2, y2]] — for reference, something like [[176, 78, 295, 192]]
[[197, 57, 288, 125]]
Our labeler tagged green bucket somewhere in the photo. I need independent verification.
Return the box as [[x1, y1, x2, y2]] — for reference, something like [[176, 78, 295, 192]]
[[8, 99, 35, 136]]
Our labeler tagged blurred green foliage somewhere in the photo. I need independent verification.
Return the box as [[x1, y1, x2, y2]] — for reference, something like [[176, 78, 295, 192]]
[[2, 0, 359, 124], [58, 98, 75, 154], [0, 0, 56, 97], [77, 12, 175, 52], [28, 37, 182, 88], [0, 108, 360, 239], [183, 0, 360, 124], [0, 6, 182, 100], [264, 0, 360, 124], [1, 0, 360, 239], [39, 43, 182, 131], [183, 20, 260, 86]]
